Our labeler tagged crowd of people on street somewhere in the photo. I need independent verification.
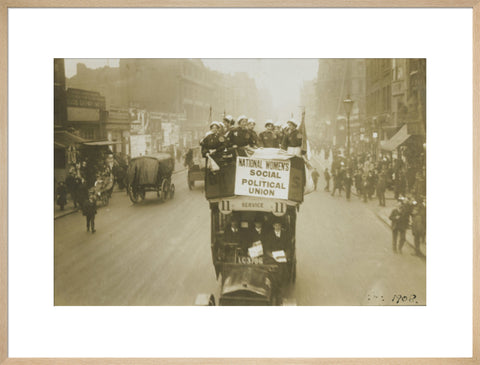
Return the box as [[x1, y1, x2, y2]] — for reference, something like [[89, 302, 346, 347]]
[[55, 157, 115, 233], [316, 145, 426, 257]]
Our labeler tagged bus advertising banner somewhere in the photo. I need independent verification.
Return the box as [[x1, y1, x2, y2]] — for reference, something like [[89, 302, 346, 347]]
[[234, 156, 291, 200]]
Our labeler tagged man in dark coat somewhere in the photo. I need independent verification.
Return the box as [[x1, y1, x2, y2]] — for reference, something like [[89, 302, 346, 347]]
[[184, 148, 194, 168], [311, 168, 320, 191], [389, 202, 410, 253], [354, 170, 363, 196], [344, 172, 353, 200], [65, 170, 77, 207], [264, 219, 291, 261], [76, 178, 89, 210], [362, 173, 369, 202], [56, 181, 67, 210], [223, 215, 249, 250], [82, 194, 97, 233], [248, 215, 269, 245], [411, 201, 426, 256], [258, 121, 279, 148], [376, 170, 387, 207], [331, 168, 345, 197], [414, 172, 426, 201], [367, 170, 376, 199], [394, 170, 406, 199]]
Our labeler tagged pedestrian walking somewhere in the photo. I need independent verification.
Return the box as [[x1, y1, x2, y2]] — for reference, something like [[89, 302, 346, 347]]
[[76, 178, 89, 210], [362, 173, 369, 202], [65, 170, 76, 205], [367, 170, 376, 199], [411, 201, 426, 256], [324, 168, 331, 192], [324, 147, 330, 160], [389, 201, 410, 253], [413, 171, 426, 201], [394, 170, 406, 199], [82, 193, 97, 233], [376, 170, 387, 207], [56, 181, 67, 211], [354, 170, 363, 196], [344, 173, 353, 200], [311, 168, 320, 191], [331, 169, 343, 197]]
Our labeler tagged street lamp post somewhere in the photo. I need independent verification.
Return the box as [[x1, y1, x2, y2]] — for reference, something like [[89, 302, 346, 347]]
[[343, 95, 354, 158]]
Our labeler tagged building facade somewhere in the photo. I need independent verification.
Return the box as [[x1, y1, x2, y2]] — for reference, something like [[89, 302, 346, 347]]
[[67, 59, 264, 147], [65, 88, 107, 141], [316, 59, 367, 151]]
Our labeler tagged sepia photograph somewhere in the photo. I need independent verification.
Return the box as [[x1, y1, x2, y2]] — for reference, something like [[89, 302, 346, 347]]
[[53, 58, 426, 306]]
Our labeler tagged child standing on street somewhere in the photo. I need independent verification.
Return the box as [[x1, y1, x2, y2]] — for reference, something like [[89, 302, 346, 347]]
[[82, 193, 97, 233]]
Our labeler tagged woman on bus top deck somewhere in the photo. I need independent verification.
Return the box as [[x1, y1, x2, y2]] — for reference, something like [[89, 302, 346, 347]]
[[200, 121, 228, 158]]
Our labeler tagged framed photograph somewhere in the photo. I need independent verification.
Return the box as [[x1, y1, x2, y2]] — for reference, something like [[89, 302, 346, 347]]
[[1, 1, 478, 364]]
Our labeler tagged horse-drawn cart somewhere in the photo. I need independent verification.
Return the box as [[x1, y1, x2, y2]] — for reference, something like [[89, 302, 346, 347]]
[[126, 153, 175, 203]]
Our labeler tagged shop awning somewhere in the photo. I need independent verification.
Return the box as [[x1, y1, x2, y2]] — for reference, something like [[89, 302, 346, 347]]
[[380, 124, 411, 151], [82, 140, 123, 146], [54, 130, 86, 148]]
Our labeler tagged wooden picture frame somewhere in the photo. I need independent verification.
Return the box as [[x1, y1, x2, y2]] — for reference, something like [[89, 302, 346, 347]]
[[1, 1, 478, 364]]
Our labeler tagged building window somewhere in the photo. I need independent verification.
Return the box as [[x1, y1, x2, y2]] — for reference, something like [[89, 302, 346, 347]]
[[82, 128, 95, 140]]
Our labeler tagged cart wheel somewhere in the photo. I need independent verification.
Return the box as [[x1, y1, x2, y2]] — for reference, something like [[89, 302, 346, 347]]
[[159, 179, 168, 202], [128, 185, 140, 203], [169, 184, 175, 199]]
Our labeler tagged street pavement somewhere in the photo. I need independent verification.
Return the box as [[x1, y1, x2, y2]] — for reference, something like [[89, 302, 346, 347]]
[[310, 151, 426, 258], [54, 162, 187, 220], [54, 168, 217, 305], [54, 159, 425, 306], [293, 178, 425, 306]]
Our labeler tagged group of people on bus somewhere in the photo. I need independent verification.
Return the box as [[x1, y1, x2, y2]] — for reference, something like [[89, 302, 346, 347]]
[[200, 114, 304, 162], [222, 213, 291, 261]]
